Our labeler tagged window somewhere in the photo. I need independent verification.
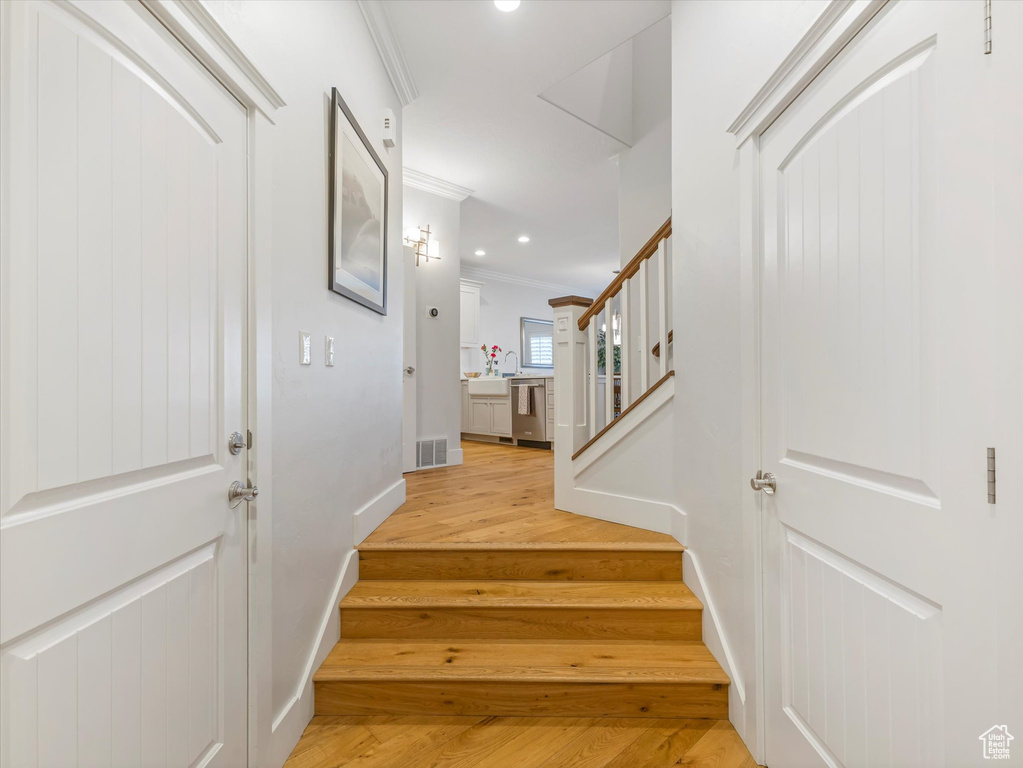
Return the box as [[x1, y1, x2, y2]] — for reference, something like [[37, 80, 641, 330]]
[[520, 317, 554, 368]]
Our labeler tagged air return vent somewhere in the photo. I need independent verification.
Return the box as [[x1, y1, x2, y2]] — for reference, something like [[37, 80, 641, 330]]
[[416, 438, 448, 469]]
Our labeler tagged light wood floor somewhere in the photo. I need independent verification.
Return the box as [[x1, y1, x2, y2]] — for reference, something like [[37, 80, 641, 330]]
[[286, 441, 758, 767], [285, 716, 757, 768], [367, 441, 674, 545]]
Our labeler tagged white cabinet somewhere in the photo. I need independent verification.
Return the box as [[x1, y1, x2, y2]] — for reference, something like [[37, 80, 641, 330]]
[[545, 377, 555, 443], [459, 280, 482, 348], [461, 381, 470, 431], [464, 395, 511, 437], [490, 400, 512, 436]]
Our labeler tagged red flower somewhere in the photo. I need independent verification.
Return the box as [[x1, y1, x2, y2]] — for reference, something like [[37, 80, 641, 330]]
[[481, 344, 486, 351], [491, 353, 496, 358]]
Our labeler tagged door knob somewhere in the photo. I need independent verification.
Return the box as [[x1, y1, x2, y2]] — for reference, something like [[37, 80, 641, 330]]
[[404, 366, 415, 375], [750, 470, 777, 495], [228, 480, 259, 508]]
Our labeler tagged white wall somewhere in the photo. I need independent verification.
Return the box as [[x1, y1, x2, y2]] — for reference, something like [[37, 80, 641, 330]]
[[618, 16, 671, 266], [404, 186, 462, 462], [460, 268, 576, 376], [202, 0, 405, 761], [670, 0, 827, 749]]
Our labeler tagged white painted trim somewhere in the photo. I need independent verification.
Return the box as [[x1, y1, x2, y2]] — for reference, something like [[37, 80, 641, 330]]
[[246, 110, 276, 767], [353, 478, 405, 545], [269, 476, 407, 765], [357, 0, 418, 107], [731, 5, 885, 760], [402, 168, 474, 202], [726, 0, 887, 145], [737, 135, 766, 763], [269, 548, 358, 767], [683, 550, 746, 716], [141, 0, 285, 121], [569, 488, 686, 542], [460, 264, 585, 298], [571, 376, 674, 474], [136, 5, 283, 763]]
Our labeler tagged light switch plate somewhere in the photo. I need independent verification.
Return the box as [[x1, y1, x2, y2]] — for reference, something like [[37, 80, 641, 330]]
[[299, 331, 311, 365], [325, 336, 335, 367]]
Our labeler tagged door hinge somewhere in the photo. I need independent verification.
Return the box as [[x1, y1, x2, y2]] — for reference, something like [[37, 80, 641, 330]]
[[987, 447, 996, 504], [984, 0, 992, 54], [247, 429, 253, 450]]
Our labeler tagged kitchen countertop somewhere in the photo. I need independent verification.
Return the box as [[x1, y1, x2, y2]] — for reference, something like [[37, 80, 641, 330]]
[[461, 374, 554, 381]]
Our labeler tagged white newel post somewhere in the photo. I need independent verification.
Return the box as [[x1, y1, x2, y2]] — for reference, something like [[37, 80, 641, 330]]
[[549, 296, 593, 512]]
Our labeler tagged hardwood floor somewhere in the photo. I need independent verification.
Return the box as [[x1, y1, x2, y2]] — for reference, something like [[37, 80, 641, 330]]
[[368, 441, 673, 545], [285, 716, 757, 768], [286, 441, 758, 767]]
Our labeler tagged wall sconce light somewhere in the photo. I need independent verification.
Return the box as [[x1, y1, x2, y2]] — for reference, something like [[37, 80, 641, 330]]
[[405, 224, 440, 266]]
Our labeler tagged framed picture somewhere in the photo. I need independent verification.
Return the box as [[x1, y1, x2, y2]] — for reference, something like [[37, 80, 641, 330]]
[[329, 87, 388, 314]]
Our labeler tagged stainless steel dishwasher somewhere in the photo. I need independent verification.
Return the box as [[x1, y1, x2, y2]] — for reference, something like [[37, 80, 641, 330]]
[[511, 379, 547, 443]]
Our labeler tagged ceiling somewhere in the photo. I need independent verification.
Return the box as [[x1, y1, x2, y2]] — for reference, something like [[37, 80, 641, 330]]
[[387, 0, 670, 296]]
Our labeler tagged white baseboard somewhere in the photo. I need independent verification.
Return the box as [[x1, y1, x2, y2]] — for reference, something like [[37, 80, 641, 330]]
[[447, 447, 464, 467], [683, 550, 746, 721], [353, 478, 406, 545], [270, 547, 358, 767], [567, 487, 687, 542], [270, 477, 405, 766]]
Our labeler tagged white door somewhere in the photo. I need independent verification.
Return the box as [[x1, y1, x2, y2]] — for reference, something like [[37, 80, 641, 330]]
[[403, 245, 418, 472], [759, 2, 1022, 767], [0, 1, 250, 765]]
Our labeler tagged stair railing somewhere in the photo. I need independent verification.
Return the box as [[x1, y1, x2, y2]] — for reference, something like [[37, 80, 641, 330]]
[[548, 217, 673, 482]]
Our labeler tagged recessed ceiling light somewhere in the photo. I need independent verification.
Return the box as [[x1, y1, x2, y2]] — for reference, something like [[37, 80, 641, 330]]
[[474, 249, 486, 256], [517, 235, 530, 243], [494, 0, 521, 11]]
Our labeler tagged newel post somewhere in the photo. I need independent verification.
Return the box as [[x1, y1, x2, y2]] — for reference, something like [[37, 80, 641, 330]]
[[548, 296, 593, 511]]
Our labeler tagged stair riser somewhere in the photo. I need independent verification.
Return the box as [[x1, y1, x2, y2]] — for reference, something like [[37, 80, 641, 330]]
[[358, 550, 683, 581], [314, 680, 728, 719], [341, 607, 701, 641]]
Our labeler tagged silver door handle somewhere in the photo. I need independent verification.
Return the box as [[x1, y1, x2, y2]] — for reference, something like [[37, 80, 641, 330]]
[[228, 480, 259, 508], [404, 366, 415, 375], [750, 470, 777, 495]]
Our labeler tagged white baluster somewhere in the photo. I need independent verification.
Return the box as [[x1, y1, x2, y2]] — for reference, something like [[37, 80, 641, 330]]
[[620, 279, 630, 409], [587, 319, 597, 437], [657, 239, 669, 378], [638, 260, 649, 392], [604, 297, 614, 426]]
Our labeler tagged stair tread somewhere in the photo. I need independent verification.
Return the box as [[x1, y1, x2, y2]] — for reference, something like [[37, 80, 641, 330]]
[[341, 580, 702, 610], [358, 541, 685, 552], [314, 639, 730, 685]]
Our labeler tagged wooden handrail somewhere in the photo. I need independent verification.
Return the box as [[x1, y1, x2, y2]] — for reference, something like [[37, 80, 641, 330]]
[[578, 216, 671, 330], [571, 371, 675, 460], [651, 329, 673, 358]]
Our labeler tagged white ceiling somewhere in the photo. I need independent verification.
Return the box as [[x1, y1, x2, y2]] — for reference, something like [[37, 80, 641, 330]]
[[387, 0, 670, 296]]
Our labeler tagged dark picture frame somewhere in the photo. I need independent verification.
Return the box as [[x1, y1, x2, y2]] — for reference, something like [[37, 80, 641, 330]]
[[329, 87, 388, 314]]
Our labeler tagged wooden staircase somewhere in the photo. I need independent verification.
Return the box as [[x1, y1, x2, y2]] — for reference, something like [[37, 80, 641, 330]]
[[312, 542, 729, 720]]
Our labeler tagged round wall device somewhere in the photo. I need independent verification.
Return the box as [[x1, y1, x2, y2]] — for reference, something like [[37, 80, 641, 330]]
[[429, 307, 439, 317]]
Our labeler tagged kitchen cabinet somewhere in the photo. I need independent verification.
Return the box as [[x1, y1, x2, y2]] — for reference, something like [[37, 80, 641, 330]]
[[459, 280, 482, 348], [545, 377, 555, 443], [464, 395, 511, 437], [461, 381, 470, 431]]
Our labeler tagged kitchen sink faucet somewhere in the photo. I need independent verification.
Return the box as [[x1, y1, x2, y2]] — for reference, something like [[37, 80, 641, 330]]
[[505, 350, 519, 375]]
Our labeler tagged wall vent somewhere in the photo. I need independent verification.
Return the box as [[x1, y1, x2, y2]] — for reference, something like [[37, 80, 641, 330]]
[[416, 438, 448, 469]]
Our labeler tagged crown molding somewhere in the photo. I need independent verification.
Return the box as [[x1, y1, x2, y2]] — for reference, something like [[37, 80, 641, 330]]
[[403, 168, 475, 202], [143, 0, 286, 120], [461, 265, 584, 297], [358, 0, 419, 107], [727, 0, 887, 145]]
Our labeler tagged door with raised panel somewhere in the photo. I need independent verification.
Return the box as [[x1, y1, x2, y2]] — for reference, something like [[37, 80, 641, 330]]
[[0, 1, 249, 765], [759, 2, 1022, 766]]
